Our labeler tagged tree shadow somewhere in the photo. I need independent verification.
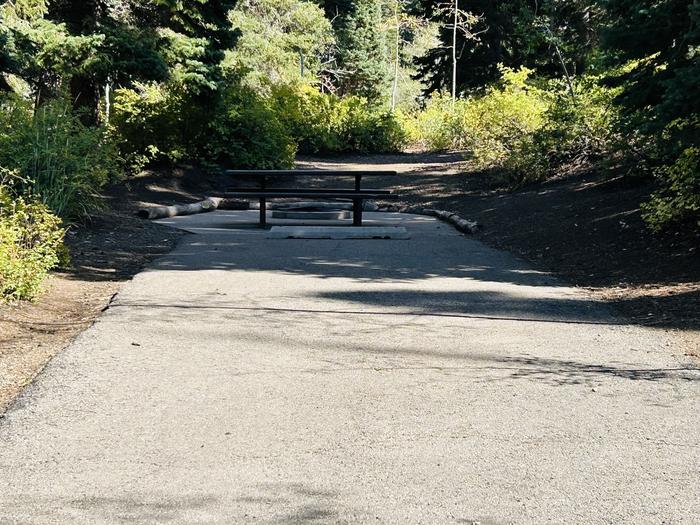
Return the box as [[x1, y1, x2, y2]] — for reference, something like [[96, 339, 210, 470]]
[[109, 226, 699, 332], [2, 493, 219, 523], [4, 483, 347, 524], [237, 482, 343, 524], [105, 302, 700, 386], [146, 236, 561, 287], [312, 289, 614, 324]]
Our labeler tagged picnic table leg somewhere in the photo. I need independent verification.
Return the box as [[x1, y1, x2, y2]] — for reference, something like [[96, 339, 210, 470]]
[[260, 197, 267, 227], [259, 174, 267, 228], [353, 199, 362, 226]]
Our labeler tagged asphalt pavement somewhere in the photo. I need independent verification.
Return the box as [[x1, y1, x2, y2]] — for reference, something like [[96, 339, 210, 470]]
[[1, 211, 698, 524]]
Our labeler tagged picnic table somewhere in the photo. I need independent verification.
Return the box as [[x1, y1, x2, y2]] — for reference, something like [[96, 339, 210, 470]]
[[223, 170, 400, 227]]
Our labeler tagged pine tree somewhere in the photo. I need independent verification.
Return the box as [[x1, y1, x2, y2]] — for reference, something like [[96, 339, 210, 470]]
[[602, 0, 700, 135], [332, 0, 390, 99], [602, 0, 700, 230], [413, 0, 600, 94], [2, 0, 238, 123]]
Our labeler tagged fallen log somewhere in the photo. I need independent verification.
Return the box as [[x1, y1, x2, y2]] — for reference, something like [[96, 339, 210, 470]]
[[138, 197, 225, 220], [412, 208, 480, 233], [448, 215, 480, 234]]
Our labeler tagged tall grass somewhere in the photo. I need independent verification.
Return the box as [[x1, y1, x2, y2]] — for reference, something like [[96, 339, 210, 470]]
[[0, 96, 117, 220]]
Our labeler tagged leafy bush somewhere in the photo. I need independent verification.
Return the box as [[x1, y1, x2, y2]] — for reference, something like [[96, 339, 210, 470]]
[[511, 75, 621, 182], [205, 87, 296, 168], [642, 147, 700, 232], [406, 67, 548, 167], [111, 83, 188, 171], [0, 182, 65, 302], [271, 85, 406, 154], [404, 67, 621, 184], [113, 82, 295, 170], [0, 96, 116, 219], [337, 96, 406, 154]]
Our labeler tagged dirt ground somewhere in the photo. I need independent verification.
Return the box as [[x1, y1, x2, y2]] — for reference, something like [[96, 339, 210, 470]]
[[1, 153, 698, 411]]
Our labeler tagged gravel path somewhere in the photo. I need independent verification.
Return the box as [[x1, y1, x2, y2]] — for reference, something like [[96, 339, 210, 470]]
[[1, 211, 698, 524]]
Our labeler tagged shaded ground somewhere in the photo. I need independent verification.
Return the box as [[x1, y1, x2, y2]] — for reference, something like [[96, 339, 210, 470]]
[[1, 152, 698, 410], [2, 210, 698, 523], [297, 153, 700, 349], [0, 208, 184, 411]]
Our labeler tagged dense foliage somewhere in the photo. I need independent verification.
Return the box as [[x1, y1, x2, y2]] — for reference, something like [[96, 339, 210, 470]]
[[226, 0, 334, 90], [601, 0, 700, 231], [0, 95, 115, 219], [402, 67, 619, 184], [272, 85, 405, 154], [413, 0, 602, 94]]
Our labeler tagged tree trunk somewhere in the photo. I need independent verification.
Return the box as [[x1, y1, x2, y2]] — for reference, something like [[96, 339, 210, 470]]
[[452, 0, 458, 104], [391, 0, 400, 111], [70, 75, 101, 126]]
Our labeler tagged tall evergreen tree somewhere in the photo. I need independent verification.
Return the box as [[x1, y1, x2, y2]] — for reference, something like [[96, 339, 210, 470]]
[[323, 0, 389, 99], [413, 0, 600, 94], [601, 0, 700, 137], [0, 26, 18, 91], [602, 0, 700, 230], [1, 0, 238, 123]]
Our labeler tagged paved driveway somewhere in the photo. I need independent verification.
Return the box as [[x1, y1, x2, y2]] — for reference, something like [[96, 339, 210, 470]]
[[1, 211, 698, 524]]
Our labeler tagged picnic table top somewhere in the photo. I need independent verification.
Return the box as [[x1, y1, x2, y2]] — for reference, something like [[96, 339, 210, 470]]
[[224, 169, 397, 177]]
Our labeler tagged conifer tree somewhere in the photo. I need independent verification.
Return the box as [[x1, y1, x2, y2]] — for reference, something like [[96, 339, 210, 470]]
[[328, 0, 390, 99], [1, 0, 238, 123], [413, 0, 600, 94]]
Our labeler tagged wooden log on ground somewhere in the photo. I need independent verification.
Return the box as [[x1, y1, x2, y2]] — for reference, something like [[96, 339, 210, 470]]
[[138, 197, 225, 220], [448, 215, 480, 234]]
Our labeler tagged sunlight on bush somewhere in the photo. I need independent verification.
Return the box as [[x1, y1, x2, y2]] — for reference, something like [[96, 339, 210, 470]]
[[0, 182, 65, 302], [271, 85, 406, 155], [403, 67, 620, 184], [111, 83, 185, 171], [515, 75, 621, 182], [113, 82, 296, 170], [405, 67, 548, 167], [206, 87, 297, 169]]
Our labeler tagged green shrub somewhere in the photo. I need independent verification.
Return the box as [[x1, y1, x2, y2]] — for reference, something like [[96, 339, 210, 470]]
[[271, 84, 406, 154], [511, 76, 621, 183], [405, 68, 621, 184], [336, 96, 406, 154], [111, 83, 187, 171], [642, 147, 700, 232], [406, 67, 548, 167], [0, 96, 116, 220], [0, 182, 65, 302], [205, 87, 296, 168], [113, 82, 296, 170], [397, 94, 455, 151]]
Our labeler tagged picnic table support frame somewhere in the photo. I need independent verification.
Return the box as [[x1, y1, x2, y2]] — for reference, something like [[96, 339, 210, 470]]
[[352, 200, 362, 226], [353, 174, 363, 226], [222, 169, 398, 229], [260, 175, 267, 228]]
